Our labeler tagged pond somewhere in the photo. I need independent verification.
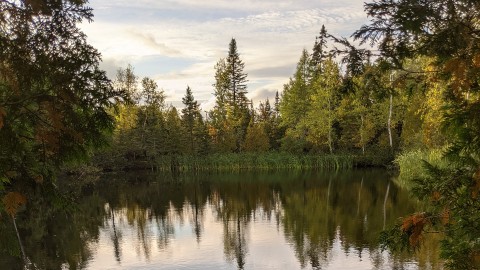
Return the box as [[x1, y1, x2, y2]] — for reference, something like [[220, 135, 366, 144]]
[[0, 169, 442, 269]]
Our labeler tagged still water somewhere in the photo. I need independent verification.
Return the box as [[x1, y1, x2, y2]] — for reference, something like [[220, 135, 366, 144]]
[[0, 170, 442, 269]]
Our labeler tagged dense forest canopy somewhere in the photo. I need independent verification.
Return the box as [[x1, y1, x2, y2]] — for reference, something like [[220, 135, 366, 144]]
[[0, 0, 479, 269]]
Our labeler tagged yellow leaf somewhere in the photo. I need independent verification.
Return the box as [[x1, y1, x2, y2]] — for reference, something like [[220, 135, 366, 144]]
[[2, 192, 27, 217]]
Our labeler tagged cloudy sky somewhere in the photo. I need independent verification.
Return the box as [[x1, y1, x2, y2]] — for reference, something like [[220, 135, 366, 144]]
[[80, 0, 369, 110]]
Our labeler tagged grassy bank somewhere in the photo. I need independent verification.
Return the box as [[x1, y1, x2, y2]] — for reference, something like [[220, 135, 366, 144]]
[[92, 152, 374, 172], [394, 148, 449, 187], [86, 149, 398, 173]]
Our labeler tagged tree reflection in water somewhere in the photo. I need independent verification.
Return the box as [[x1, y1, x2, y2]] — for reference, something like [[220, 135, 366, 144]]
[[0, 170, 443, 269]]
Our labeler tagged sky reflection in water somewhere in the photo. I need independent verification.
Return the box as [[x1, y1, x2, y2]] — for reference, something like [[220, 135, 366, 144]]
[[1, 170, 443, 269]]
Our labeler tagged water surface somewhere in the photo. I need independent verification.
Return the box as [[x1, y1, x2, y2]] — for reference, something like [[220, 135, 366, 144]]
[[0, 169, 442, 269]]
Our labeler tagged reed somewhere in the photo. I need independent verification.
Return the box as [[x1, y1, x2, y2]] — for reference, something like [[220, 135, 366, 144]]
[[150, 152, 356, 172]]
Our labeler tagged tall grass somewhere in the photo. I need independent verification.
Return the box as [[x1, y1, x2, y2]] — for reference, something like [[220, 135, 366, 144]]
[[151, 152, 356, 172], [394, 148, 449, 187]]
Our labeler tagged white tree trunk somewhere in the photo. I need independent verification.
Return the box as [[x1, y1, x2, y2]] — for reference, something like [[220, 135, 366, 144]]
[[388, 94, 393, 149], [328, 98, 333, 154], [12, 216, 29, 267], [360, 114, 365, 155]]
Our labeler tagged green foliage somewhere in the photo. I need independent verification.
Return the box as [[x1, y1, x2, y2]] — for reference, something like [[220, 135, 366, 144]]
[[356, 0, 480, 268], [181, 86, 209, 155], [280, 49, 312, 131], [209, 39, 251, 153], [305, 59, 341, 153], [242, 122, 270, 153], [0, 0, 125, 225], [394, 149, 448, 186]]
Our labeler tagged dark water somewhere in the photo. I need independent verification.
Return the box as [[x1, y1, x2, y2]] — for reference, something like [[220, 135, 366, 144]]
[[0, 170, 443, 269]]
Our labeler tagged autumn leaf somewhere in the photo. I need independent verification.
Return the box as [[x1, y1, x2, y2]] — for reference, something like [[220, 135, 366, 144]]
[[400, 213, 429, 247], [2, 192, 27, 217]]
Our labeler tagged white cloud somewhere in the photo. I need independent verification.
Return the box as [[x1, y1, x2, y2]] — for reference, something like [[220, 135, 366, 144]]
[[81, 1, 369, 110]]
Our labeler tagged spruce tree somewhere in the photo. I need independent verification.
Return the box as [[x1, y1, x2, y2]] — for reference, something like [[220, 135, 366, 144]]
[[181, 86, 199, 134], [181, 86, 203, 155], [310, 25, 329, 79], [226, 38, 248, 108]]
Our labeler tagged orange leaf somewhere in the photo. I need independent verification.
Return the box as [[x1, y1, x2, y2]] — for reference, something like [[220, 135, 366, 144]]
[[401, 215, 413, 232], [2, 192, 27, 216], [401, 213, 429, 247]]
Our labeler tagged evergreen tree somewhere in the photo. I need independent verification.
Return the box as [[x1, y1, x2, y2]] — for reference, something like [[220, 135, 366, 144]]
[[226, 38, 250, 152], [226, 38, 249, 109], [310, 25, 329, 79], [210, 39, 251, 152], [279, 49, 312, 152], [209, 58, 236, 153], [274, 91, 280, 118], [139, 77, 165, 158], [164, 107, 184, 156], [181, 86, 205, 155]]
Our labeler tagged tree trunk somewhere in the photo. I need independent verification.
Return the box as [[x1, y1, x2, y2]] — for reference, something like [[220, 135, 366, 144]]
[[328, 98, 333, 154], [388, 94, 393, 149], [12, 216, 28, 268], [360, 114, 365, 155]]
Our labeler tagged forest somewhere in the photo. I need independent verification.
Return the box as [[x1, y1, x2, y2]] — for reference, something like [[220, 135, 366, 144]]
[[96, 30, 444, 172], [1, 0, 479, 269]]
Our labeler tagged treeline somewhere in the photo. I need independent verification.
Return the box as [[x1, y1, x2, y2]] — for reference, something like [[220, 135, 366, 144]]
[[96, 28, 446, 171]]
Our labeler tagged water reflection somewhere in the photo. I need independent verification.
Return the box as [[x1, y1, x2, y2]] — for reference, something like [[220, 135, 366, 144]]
[[0, 170, 443, 269]]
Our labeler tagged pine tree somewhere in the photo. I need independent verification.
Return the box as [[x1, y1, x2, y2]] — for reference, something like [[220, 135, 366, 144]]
[[274, 91, 280, 118], [210, 39, 251, 152], [226, 38, 248, 109]]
